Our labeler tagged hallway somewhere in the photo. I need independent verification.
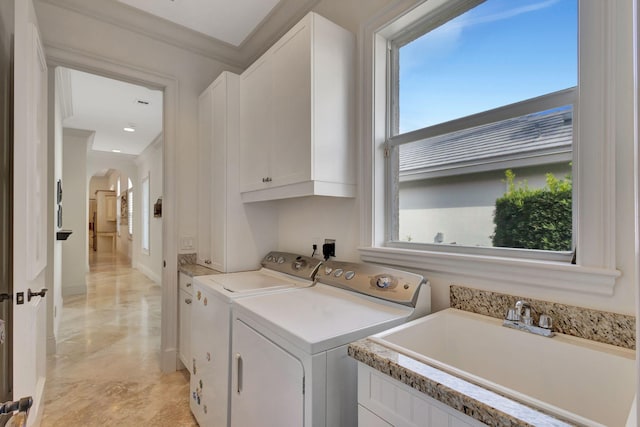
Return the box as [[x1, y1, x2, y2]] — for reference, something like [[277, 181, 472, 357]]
[[41, 251, 197, 426]]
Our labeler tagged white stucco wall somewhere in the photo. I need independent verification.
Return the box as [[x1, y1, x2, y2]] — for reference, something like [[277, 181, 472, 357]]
[[61, 129, 90, 296]]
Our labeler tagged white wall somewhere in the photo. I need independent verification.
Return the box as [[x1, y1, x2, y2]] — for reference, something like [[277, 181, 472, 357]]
[[134, 137, 163, 284], [61, 128, 91, 296], [35, 2, 241, 259]]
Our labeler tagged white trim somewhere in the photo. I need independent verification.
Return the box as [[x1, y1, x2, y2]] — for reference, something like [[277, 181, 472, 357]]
[[359, 246, 619, 296], [44, 42, 179, 373], [360, 0, 620, 297], [388, 89, 576, 146]]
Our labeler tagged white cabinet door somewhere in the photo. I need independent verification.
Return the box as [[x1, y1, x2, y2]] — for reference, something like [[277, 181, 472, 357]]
[[178, 288, 192, 369], [270, 19, 312, 187], [210, 76, 227, 271], [196, 88, 212, 266], [239, 56, 272, 192], [190, 284, 231, 427], [231, 319, 304, 427]]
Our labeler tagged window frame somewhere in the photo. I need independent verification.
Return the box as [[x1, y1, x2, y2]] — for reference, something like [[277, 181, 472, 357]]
[[359, 0, 620, 295]]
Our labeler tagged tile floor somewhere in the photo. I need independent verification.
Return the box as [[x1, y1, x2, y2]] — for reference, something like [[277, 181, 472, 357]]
[[41, 251, 198, 426]]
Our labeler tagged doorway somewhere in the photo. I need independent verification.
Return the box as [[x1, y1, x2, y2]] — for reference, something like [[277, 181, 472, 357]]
[[53, 67, 164, 366]]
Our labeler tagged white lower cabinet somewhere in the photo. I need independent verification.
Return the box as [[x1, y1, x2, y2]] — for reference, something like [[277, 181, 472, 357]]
[[178, 273, 193, 370], [190, 283, 231, 427], [231, 319, 304, 427], [357, 364, 485, 427]]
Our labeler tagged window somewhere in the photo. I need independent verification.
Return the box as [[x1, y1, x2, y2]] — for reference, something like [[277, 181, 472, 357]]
[[361, 0, 620, 293], [127, 178, 133, 236], [142, 174, 150, 254], [388, 0, 576, 258]]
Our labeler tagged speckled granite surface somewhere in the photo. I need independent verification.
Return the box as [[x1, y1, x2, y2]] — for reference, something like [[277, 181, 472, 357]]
[[450, 285, 635, 349], [177, 253, 220, 276], [179, 263, 220, 277], [349, 339, 575, 427], [178, 253, 197, 266]]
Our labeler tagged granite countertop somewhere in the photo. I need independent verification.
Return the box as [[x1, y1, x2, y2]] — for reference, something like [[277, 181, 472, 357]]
[[348, 339, 575, 427], [178, 263, 220, 277]]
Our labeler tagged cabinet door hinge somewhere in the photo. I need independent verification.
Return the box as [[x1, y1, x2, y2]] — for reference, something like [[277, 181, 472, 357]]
[[302, 376, 305, 395]]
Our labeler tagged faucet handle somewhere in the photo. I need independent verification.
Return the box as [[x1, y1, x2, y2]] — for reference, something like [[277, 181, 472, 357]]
[[539, 314, 553, 329], [505, 308, 520, 321]]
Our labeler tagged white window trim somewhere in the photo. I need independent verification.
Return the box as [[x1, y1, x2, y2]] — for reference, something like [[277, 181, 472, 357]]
[[359, 0, 620, 296]]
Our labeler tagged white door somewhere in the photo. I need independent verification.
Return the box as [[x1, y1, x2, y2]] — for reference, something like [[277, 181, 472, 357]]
[[13, 0, 48, 423], [231, 319, 304, 427]]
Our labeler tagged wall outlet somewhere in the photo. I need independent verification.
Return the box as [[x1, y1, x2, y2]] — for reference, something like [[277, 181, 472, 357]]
[[323, 238, 336, 259], [180, 236, 195, 250]]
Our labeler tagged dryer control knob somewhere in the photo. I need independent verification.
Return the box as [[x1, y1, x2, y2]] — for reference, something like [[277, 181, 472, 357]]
[[324, 266, 333, 275], [376, 276, 392, 289], [277, 256, 285, 264]]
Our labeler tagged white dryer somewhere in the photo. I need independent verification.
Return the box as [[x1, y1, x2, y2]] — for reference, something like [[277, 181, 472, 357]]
[[230, 260, 431, 427], [190, 252, 322, 427]]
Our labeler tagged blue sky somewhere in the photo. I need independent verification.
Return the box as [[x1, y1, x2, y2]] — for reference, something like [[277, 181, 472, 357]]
[[399, 0, 577, 134]]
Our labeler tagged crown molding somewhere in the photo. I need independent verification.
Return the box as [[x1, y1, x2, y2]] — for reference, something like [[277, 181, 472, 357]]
[[35, 0, 246, 68], [35, 0, 321, 70]]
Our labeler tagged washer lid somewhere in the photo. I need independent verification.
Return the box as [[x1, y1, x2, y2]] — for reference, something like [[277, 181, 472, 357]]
[[234, 283, 414, 354], [202, 270, 311, 294]]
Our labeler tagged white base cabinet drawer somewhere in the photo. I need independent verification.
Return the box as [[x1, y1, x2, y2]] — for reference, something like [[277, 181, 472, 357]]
[[358, 364, 485, 427]]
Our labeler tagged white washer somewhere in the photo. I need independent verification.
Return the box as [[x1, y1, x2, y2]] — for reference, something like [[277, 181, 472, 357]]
[[230, 260, 431, 427], [190, 252, 322, 427]]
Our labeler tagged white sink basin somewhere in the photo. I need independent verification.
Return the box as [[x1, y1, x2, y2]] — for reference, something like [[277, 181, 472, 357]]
[[370, 308, 636, 427]]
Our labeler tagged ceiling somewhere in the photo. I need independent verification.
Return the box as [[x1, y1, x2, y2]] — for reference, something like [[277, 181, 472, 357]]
[[60, 68, 163, 156], [117, 0, 282, 47]]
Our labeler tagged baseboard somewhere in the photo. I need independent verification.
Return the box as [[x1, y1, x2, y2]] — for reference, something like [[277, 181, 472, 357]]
[[46, 334, 57, 355], [160, 347, 178, 374], [135, 263, 161, 285]]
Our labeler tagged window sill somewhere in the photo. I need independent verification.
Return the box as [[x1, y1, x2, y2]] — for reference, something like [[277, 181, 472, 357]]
[[358, 246, 620, 296]]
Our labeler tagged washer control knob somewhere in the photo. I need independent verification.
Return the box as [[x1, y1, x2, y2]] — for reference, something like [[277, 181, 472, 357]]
[[333, 269, 344, 277], [266, 256, 273, 262], [277, 256, 285, 264], [345, 271, 355, 280], [376, 276, 392, 289], [293, 260, 306, 270], [324, 266, 333, 275]]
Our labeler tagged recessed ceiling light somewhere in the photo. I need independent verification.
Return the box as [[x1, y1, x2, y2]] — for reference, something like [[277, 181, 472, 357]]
[[112, 149, 121, 153], [123, 127, 136, 133]]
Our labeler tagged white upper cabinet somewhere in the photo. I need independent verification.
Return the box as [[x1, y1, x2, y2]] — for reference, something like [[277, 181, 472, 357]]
[[239, 12, 356, 202], [199, 71, 278, 272], [196, 85, 212, 267]]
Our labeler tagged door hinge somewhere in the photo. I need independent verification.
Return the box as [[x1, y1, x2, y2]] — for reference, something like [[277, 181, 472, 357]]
[[302, 376, 305, 395]]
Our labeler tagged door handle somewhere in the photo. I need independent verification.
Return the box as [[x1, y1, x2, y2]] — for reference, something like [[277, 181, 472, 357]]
[[235, 353, 243, 394], [27, 288, 47, 302]]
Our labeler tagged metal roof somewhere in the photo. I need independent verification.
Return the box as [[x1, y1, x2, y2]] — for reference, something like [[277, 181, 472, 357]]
[[399, 108, 573, 180]]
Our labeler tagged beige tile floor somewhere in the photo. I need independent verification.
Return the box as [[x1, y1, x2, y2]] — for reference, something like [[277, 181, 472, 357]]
[[41, 251, 198, 426]]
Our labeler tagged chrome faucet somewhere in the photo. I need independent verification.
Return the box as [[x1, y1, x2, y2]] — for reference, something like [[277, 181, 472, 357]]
[[503, 300, 554, 337]]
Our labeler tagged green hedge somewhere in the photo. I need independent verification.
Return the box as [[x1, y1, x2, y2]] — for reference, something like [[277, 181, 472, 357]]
[[492, 170, 572, 251]]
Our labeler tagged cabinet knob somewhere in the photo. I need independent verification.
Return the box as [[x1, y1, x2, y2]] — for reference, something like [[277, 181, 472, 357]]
[[262, 177, 272, 183], [185, 298, 192, 304], [186, 282, 192, 287]]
